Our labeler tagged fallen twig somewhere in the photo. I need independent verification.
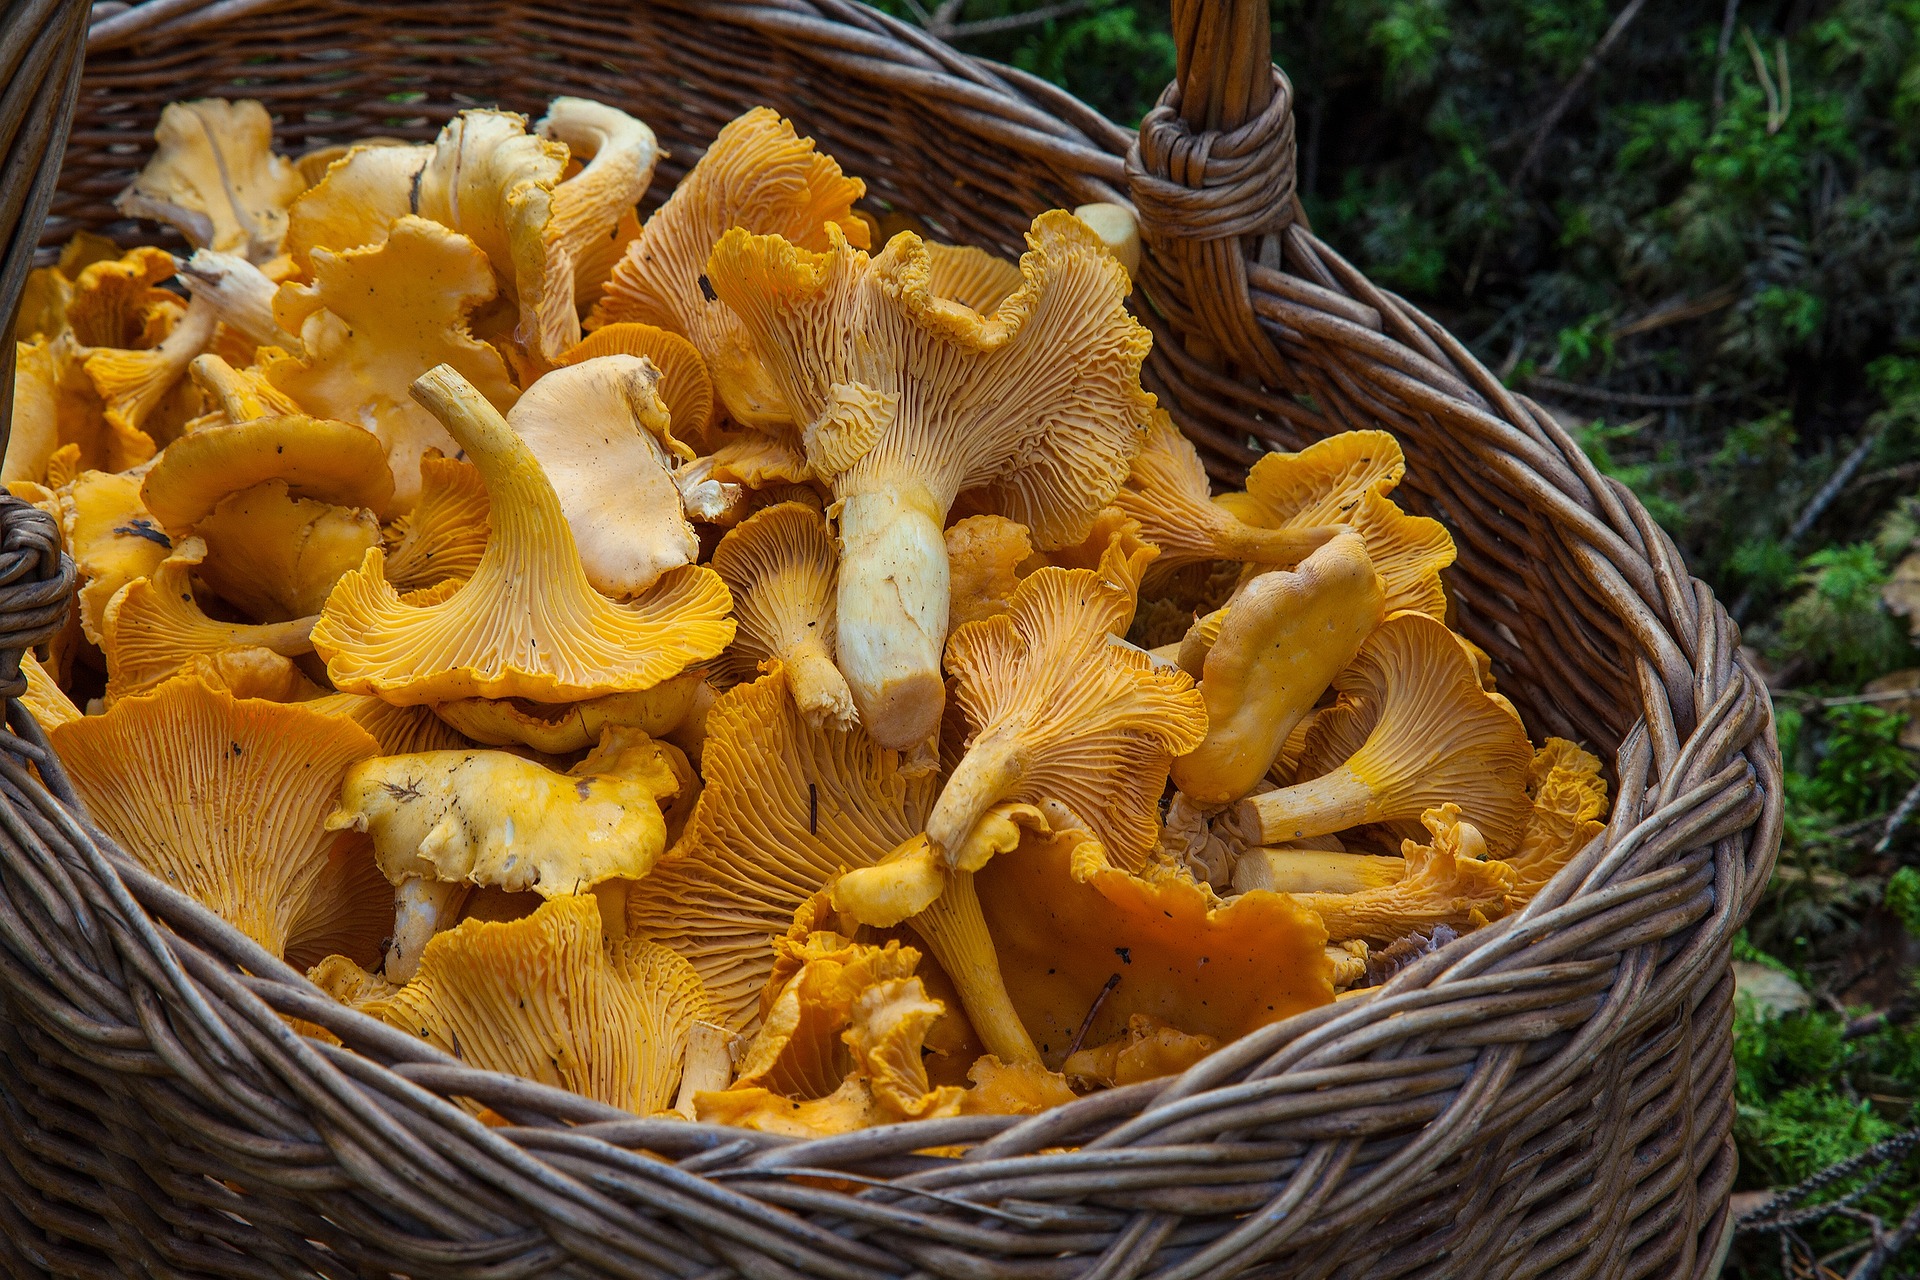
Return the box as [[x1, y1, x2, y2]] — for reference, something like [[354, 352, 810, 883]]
[[1512, 0, 1653, 189], [1522, 373, 1726, 408]]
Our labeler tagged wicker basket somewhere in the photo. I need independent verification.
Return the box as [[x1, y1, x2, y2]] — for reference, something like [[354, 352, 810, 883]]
[[0, 0, 1781, 1275]]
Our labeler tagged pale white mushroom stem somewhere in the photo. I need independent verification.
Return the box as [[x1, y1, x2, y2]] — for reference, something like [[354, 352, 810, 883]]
[[834, 483, 949, 750], [383, 877, 472, 982]]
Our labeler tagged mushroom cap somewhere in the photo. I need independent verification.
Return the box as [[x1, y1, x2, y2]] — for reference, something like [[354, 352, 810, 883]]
[[192, 481, 382, 621], [1230, 611, 1534, 854], [114, 99, 304, 262], [431, 671, 705, 754], [933, 531, 1207, 868], [18, 652, 81, 731], [312, 365, 734, 704], [330, 728, 682, 896], [50, 674, 380, 957], [378, 895, 715, 1115], [140, 413, 396, 534], [380, 450, 489, 592], [65, 246, 181, 350], [284, 141, 431, 269], [285, 832, 394, 973], [15, 336, 155, 479], [535, 98, 660, 357], [1239, 431, 1456, 618], [709, 501, 854, 727], [1062, 1013, 1217, 1087], [414, 109, 569, 358], [1505, 739, 1609, 903], [175, 645, 326, 703], [265, 215, 521, 508], [1114, 411, 1340, 587], [1170, 531, 1385, 806], [733, 933, 922, 1100], [557, 323, 714, 444], [630, 665, 935, 1030], [974, 825, 1334, 1069], [100, 537, 318, 705], [1292, 804, 1516, 943], [924, 242, 1024, 313], [51, 468, 172, 644], [590, 107, 869, 433], [960, 1056, 1080, 1115], [506, 355, 698, 598], [945, 515, 1035, 630]]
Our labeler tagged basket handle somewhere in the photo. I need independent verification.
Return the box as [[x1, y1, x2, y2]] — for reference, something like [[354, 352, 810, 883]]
[[1125, 0, 1299, 377]]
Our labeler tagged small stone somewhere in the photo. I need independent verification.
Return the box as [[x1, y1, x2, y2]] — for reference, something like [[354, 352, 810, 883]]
[[1734, 961, 1811, 1020]]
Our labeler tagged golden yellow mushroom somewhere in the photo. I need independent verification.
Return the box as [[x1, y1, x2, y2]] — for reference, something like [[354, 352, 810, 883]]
[[709, 501, 854, 727], [264, 216, 521, 508], [1171, 531, 1384, 806], [430, 671, 706, 755], [329, 727, 685, 979], [590, 107, 869, 433], [944, 515, 1034, 631], [708, 209, 1153, 749], [1504, 739, 1610, 906], [1290, 804, 1516, 943], [933, 531, 1206, 868], [311, 364, 734, 705], [114, 98, 304, 262], [51, 674, 380, 959], [1114, 411, 1341, 588], [557, 323, 714, 445], [631, 665, 933, 1029], [284, 140, 430, 269], [49, 468, 172, 644], [376, 895, 715, 1115], [100, 538, 318, 704], [1226, 611, 1533, 855]]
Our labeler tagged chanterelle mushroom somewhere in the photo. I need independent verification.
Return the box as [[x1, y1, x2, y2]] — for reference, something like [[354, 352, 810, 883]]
[[193, 481, 382, 622], [115, 99, 305, 263], [932, 527, 1206, 868], [1504, 739, 1610, 906], [533, 98, 660, 356], [1290, 804, 1516, 943], [51, 469, 172, 644], [264, 215, 521, 507], [506, 355, 698, 597], [630, 665, 932, 1030], [51, 674, 380, 959], [944, 515, 1035, 630], [590, 107, 870, 433], [140, 411, 396, 535], [1114, 411, 1342, 587], [1170, 531, 1384, 806], [375, 895, 715, 1115], [330, 726, 685, 979], [1224, 611, 1533, 853], [708, 209, 1154, 749], [557, 323, 715, 446], [283, 141, 430, 269], [379, 451, 489, 592], [709, 501, 855, 727], [101, 538, 318, 704], [1230, 430, 1456, 618], [976, 811, 1334, 1069], [312, 364, 734, 705]]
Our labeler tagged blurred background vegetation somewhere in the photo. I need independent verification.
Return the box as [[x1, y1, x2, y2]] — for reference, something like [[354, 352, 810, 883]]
[[872, 0, 1920, 1272]]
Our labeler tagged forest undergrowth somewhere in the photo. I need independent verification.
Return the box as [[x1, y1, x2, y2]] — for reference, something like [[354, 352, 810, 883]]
[[867, 0, 1920, 1272]]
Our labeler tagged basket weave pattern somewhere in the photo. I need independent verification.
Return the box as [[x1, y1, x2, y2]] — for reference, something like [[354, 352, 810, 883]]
[[0, 1, 1781, 1276]]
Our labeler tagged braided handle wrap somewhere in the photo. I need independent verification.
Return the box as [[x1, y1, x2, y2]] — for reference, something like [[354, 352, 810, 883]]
[[1126, 0, 1300, 376]]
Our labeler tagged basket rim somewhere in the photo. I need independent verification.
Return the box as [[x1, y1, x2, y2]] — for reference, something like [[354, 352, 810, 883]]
[[0, 1, 1785, 1275]]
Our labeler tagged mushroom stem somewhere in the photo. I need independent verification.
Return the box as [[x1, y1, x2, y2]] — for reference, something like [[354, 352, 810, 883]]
[[1231, 849, 1408, 896], [784, 635, 857, 728], [592, 879, 631, 944], [673, 1021, 740, 1120], [1208, 520, 1343, 567], [1227, 767, 1376, 847], [905, 871, 1040, 1066], [834, 484, 948, 750], [926, 731, 1026, 862], [384, 877, 472, 982]]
